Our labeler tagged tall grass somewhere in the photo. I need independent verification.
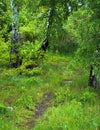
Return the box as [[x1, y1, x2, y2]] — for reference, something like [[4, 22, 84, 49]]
[[0, 53, 100, 130]]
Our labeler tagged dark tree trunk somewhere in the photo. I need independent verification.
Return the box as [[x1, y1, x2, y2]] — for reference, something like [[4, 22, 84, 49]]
[[88, 66, 98, 89], [10, 24, 22, 68]]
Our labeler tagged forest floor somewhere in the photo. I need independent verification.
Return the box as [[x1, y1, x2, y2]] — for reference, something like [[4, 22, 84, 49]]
[[0, 53, 100, 130]]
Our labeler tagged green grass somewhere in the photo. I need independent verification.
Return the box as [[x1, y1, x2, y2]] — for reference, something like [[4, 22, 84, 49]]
[[33, 100, 100, 130], [0, 52, 100, 130]]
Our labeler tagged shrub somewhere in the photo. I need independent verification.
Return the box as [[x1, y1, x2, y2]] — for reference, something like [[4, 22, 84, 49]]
[[0, 104, 7, 114]]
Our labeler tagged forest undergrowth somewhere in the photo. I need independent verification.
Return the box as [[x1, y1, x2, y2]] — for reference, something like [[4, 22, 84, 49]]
[[0, 53, 100, 130]]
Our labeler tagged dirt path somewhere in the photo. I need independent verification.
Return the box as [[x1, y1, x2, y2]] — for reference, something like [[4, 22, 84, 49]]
[[23, 92, 54, 130]]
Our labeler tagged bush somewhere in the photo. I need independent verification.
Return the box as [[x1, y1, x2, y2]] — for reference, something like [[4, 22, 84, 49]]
[[0, 104, 7, 114], [0, 40, 9, 67], [80, 88, 97, 104]]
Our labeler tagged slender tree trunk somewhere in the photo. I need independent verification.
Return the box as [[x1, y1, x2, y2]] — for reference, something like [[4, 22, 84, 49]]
[[10, 0, 21, 68], [40, 0, 55, 52]]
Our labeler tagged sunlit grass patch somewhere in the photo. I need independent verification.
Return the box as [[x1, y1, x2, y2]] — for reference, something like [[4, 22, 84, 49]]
[[33, 99, 100, 130]]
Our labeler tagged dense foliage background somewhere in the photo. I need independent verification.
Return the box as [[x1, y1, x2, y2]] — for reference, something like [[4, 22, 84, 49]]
[[0, 0, 100, 69]]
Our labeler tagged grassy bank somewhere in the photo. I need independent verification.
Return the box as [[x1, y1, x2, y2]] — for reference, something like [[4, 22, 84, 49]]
[[0, 53, 100, 130]]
